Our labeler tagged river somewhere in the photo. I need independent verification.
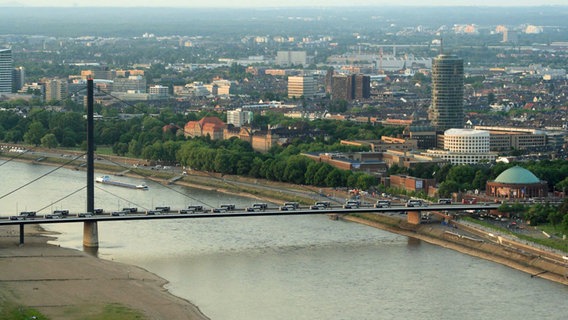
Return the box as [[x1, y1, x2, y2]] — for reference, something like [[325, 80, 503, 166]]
[[1, 160, 567, 319]]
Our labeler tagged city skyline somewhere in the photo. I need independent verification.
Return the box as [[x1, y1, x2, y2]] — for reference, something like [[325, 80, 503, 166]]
[[0, 0, 567, 7]]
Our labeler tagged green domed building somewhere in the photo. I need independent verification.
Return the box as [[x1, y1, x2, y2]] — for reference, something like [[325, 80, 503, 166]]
[[486, 166, 547, 199]]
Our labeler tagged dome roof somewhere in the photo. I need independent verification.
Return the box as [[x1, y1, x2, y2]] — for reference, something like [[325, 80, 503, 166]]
[[494, 166, 540, 184]]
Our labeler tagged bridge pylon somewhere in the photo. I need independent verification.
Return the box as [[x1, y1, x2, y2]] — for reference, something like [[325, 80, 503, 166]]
[[84, 78, 99, 248]]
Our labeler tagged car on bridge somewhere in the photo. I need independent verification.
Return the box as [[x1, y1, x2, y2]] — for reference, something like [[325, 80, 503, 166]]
[[179, 209, 195, 214], [314, 201, 331, 208], [9, 215, 26, 220], [77, 213, 93, 217], [187, 205, 204, 212], [252, 203, 268, 210], [211, 208, 227, 213], [220, 204, 236, 211], [375, 200, 391, 208], [19, 211, 37, 218], [53, 209, 69, 216], [405, 200, 423, 207], [111, 211, 127, 216], [283, 202, 300, 209], [122, 207, 138, 213], [343, 200, 360, 209], [155, 206, 170, 213]]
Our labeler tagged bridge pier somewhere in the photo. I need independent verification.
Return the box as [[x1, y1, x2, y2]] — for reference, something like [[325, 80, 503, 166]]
[[407, 211, 421, 225], [83, 221, 99, 248], [19, 223, 24, 245]]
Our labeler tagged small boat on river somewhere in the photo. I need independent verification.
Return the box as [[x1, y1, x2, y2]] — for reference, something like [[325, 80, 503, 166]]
[[95, 175, 149, 190]]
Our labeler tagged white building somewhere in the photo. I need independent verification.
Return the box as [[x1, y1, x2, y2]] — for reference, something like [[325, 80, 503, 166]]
[[423, 128, 497, 164], [227, 109, 253, 127], [287, 75, 316, 99], [149, 85, 169, 99]]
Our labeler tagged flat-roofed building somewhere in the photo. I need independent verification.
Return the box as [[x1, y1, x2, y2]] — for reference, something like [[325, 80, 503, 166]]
[[287, 75, 316, 99], [44, 78, 69, 102], [340, 137, 418, 153], [474, 126, 547, 151], [331, 74, 370, 101], [113, 75, 146, 93], [12, 67, 24, 92], [227, 109, 254, 127], [0, 48, 12, 94], [149, 85, 169, 99], [423, 128, 497, 164], [403, 125, 438, 149], [276, 51, 307, 66], [430, 54, 464, 131]]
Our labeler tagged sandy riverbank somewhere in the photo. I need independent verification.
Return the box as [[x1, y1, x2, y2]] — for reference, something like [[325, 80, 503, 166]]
[[0, 224, 209, 320]]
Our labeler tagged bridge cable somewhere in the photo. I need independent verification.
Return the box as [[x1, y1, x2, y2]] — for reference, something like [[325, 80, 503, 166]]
[[95, 185, 150, 212], [0, 153, 86, 201], [97, 89, 330, 206], [0, 148, 33, 168], [35, 186, 86, 214], [96, 155, 212, 207]]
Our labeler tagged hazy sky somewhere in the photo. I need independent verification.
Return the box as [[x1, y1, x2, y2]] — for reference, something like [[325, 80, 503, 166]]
[[0, 0, 566, 7]]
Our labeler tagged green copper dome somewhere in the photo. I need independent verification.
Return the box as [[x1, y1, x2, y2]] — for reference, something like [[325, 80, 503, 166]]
[[494, 166, 540, 184]]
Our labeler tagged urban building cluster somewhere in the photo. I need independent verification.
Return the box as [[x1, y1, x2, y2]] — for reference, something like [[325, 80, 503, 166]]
[[1, 7, 568, 200]]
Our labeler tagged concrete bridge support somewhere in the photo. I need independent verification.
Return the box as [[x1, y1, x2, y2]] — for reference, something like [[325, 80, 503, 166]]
[[407, 211, 421, 225], [83, 221, 99, 247], [19, 224, 24, 245]]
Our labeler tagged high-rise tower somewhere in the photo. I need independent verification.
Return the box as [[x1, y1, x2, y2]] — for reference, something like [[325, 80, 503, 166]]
[[0, 48, 13, 94], [430, 54, 464, 131]]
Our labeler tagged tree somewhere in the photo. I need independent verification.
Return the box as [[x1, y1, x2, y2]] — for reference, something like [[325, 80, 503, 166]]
[[284, 155, 309, 184], [128, 139, 144, 157], [214, 151, 234, 174], [356, 174, 377, 191], [23, 121, 46, 146], [446, 165, 476, 190], [325, 169, 344, 188], [40, 133, 58, 149], [438, 180, 460, 197], [113, 142, 129, 156], [248, 157, 264, 178]]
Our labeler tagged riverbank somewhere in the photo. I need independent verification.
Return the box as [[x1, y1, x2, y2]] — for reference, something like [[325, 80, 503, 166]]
[[1, 150, 567, 319], [164, 169, 568, 286], [0, 224, 210, 320], [344, 214, 568, 286]]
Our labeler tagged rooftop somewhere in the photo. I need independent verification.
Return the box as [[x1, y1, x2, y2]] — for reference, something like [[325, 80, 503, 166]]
[[493, 166, 541, 184]]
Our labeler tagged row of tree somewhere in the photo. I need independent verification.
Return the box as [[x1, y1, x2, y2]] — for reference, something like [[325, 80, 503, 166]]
[[3, 108, 568, 196]]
